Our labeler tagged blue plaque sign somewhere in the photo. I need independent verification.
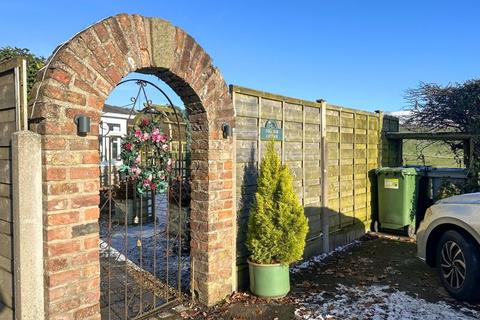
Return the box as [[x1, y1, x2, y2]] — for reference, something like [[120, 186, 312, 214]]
[[260, 119, 283, 141]]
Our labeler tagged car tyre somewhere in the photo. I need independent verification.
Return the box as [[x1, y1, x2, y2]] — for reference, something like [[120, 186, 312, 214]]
[[436, 230, 480, 302]]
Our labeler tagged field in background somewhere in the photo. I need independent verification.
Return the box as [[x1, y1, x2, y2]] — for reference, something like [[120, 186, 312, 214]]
[[388, 112, 464, 168], [402, 138, 464, 168]]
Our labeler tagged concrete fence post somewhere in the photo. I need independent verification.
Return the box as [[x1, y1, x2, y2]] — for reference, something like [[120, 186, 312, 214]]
[[320, 101, 330, 254], [12, 131, 44, 320]]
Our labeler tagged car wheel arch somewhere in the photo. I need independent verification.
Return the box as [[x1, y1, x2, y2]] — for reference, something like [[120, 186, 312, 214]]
[[426, 223, 480, 267]]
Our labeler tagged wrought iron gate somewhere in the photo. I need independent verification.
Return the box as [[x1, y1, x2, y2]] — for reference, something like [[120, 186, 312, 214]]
[[99, 79, 189, 319]]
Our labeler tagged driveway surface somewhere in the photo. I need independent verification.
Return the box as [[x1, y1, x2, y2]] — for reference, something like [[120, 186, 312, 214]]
[[157, 233, 480, 319]]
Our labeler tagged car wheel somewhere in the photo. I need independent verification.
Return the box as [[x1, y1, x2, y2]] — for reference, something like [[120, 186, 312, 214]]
[[436, 230, 480, 302]]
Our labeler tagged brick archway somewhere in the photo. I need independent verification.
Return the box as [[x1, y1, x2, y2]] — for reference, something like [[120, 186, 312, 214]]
[[31, 14, 235, 318]]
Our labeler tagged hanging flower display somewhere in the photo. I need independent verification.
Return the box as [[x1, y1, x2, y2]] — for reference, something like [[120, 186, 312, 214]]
[[119, 116, 173, 194]]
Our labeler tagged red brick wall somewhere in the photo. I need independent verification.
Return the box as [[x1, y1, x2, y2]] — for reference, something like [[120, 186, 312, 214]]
[[31, 14, 235, 319]]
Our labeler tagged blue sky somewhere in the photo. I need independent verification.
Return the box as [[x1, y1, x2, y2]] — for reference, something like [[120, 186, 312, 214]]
[[1, 1, 479, 111]]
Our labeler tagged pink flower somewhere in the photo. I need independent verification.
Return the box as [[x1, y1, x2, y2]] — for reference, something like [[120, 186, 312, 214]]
[[141, 133, 150, 141], [135, 155, 141, 164], [134, 129, 142, 139], [162, 144, 169, 151], [151, 128, 161, 143], [166, 158, 172, 172], [123, 143, 133, 151], [150, 183, 157, 191], [151, 128, 168, 144], [158, 133, 168, 143], [131, 166, 141, 176], [143, 178, 151, 188]]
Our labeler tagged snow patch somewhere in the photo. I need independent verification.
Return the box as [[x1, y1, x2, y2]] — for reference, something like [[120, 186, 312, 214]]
[[99, 194, 190, 290], [294, 284, 479, 320], [291, 241, 361, 273]]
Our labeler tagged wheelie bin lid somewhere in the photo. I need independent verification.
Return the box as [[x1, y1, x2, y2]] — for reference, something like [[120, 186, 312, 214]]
[[375, 167, 421, 176]]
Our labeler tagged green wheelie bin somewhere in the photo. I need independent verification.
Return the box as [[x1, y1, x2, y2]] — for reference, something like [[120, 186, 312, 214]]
[[375, 167, 423, 237]]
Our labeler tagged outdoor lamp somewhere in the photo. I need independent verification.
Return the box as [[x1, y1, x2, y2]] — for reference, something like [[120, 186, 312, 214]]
[[74, 115, 91, 136], [222, 123, 232, 138]]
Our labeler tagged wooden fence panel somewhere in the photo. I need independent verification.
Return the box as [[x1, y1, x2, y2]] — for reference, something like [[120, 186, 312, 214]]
[[0, 57, 27, 320], [0, 67, 16, 320], [232, 85, 399, 287]]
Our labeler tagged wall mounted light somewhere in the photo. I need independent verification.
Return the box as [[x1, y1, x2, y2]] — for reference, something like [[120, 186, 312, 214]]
[[74, 115, 91, 136], [222, 123, 232, 139]]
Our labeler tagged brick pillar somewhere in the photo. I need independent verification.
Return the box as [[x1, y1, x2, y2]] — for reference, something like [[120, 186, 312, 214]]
[[38, 113, 102, 319], [188, 119, 235, 304]]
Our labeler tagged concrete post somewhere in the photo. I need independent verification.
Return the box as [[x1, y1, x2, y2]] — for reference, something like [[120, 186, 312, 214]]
[[320, 101, 330, 253], [230, 87, 238, 292], [12, 131, 44, 320]]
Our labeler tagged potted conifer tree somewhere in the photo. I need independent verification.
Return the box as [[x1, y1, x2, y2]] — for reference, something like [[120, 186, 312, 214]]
[[246, 140, 309, 298]]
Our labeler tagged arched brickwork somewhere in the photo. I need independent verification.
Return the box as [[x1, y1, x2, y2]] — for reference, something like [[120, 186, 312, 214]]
[[31, 14, 235, 318]]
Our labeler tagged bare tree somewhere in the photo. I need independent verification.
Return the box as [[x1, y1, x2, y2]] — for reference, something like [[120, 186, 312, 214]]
[[404, 79, 480, 189], [405, 80, 480, 134]]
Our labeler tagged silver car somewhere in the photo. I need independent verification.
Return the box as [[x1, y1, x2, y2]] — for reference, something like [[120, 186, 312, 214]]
[[417, 192, 480, 302]]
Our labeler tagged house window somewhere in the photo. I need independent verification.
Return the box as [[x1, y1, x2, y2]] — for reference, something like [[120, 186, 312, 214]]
[[108, 123, 121, 132], [112, 137, 121, 160], [100, 136, 122, 162]]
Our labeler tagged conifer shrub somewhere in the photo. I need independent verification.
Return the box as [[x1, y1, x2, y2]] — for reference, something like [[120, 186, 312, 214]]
[[246, 140, 309, 265]]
